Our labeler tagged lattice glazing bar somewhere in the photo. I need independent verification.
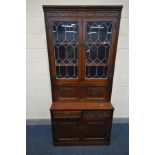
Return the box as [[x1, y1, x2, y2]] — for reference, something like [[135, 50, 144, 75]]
[[85, 21, 113, 78], [52, 22, 79, 78], [56, 66, 78, 78], [86, 66, 108, 78]]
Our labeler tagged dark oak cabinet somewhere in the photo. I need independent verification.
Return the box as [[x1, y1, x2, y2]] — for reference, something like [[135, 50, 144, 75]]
[[43, 5, 122, 146], [51, 102, 114, 145]]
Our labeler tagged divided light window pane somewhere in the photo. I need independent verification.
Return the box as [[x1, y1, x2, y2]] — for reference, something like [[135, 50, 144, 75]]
[[85, 21, 113, 78], [52, 22, 79, 78]]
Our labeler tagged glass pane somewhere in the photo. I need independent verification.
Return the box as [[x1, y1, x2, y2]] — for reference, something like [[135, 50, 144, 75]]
[[85, 21, 113, 78], [52, 22, 78, 78]]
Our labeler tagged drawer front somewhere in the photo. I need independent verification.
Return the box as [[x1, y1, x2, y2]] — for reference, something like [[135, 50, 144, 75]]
[[53, 111, 81, 119], [83, 110, 112, 120]]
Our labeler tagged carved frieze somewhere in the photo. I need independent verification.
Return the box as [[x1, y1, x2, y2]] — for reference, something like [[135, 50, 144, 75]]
[[46, 11, 119, 17], [46, 11, 82, 17], [83, 11, 119, 17]]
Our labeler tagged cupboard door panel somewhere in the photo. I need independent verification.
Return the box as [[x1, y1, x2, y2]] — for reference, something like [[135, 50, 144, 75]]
[[84, 86, 111, 101], [83, 121, 110, 140], [58, 86, 80, 101], [83, 121, 106, 139], [53, 121, 81, 140]]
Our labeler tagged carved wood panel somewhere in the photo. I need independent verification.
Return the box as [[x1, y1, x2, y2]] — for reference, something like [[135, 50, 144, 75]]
[[85, 86, 111, 101], [46, 11, 120, 17], [83, 121, 107, 139], [58, 86, 80, 101], [46, 11, 82, 17], [83, 11, 120, 17], [53, 121, 81, 140]]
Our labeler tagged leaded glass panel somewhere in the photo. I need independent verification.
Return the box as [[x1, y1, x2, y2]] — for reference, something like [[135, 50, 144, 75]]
[[52, 22, 78, 78], [85, 21, 113, 78]]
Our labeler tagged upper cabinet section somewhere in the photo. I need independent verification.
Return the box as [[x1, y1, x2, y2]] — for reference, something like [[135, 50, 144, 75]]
[[43, 6, 122, 83]]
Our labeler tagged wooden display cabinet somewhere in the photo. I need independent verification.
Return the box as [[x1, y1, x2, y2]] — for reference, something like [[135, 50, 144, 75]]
[[43, 5, 122, 146]]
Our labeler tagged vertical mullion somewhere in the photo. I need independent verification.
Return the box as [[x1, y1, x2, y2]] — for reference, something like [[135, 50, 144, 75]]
[[78, 16, 83, 81]]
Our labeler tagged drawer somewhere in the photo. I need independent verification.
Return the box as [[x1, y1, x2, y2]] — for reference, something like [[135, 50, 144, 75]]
[[53, 111, 81, 119], [83, 110, 112, 120]]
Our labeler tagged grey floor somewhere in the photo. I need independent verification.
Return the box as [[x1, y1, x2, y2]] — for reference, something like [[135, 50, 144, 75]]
[[26, 124, 129, 155]]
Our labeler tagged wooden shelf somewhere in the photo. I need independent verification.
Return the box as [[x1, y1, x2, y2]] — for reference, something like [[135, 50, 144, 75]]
[[51, 102, 114, 110]]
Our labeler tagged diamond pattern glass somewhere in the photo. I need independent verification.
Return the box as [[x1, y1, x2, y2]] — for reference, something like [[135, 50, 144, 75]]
[[52, 22, 78, 78], [85, 21, 113, 78]]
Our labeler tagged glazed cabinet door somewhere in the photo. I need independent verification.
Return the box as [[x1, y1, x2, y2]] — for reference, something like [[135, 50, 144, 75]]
[[81, 12, 121, 102], [82, 15, 120, 81], [43, 13, 83, 102], [44, 15, 82, 82]]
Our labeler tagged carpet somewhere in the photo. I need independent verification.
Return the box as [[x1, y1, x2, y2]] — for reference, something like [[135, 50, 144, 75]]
[[26, 124, 129, 155]]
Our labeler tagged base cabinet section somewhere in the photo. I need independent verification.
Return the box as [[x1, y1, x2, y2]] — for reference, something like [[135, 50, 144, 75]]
[[51, 108, 114, 146]]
